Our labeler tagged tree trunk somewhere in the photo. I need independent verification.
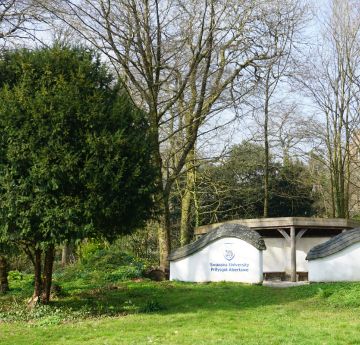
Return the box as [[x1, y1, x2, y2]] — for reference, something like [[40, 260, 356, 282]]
[[263, 72, 270, 218], [345, 149, 351, 219], [329, 171, 336, 218], [158, 194, 171, 272], [180, 186, 193, 246], [180, 148, 196, 246], [0, 255, 9, 293], [61, 242, 69, 267], [41, 245, 55, 304], [152, 128, 171, 272], [61, 241, 74, 267], [30, 248, 42, 306]]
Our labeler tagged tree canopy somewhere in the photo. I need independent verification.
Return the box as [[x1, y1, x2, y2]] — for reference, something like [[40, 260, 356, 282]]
[[196, 142, 315, 225], [0, 46, 157, 302]]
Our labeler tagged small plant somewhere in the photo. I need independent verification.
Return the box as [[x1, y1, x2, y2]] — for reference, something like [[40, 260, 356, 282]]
[[140, 300, 164, 313], [0, 303, 93, 325], [122, 299, 138, 313], [8, 270, 23, 281], [317, 287, 333, 298]]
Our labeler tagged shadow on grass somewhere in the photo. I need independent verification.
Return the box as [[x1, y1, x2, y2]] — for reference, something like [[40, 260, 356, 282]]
[[49, 280, 334, 317], [3, 277, 360, 321]]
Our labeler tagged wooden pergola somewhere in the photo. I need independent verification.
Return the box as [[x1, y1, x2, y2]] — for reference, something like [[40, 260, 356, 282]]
[[195, 217, 360, 282]]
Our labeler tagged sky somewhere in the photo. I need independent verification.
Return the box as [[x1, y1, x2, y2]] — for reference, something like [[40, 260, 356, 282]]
[[1, 0, 336, 164], [198, 0, 334, 162]]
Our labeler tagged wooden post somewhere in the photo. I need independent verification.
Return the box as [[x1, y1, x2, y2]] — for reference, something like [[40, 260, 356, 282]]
[[290, 226, 296, 282]]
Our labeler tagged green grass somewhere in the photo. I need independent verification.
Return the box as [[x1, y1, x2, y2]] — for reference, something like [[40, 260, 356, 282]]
[[1, 248, 360, 345], [2, 277, 360, 344]]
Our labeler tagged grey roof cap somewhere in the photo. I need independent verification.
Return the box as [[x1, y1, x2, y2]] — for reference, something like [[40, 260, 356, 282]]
[[306, 228, 360, 261], [168, 223, 266, 261]]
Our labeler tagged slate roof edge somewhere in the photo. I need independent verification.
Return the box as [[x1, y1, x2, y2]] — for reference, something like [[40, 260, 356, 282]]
[[306, 228, 360, 260], [168, 224, 266, 261]]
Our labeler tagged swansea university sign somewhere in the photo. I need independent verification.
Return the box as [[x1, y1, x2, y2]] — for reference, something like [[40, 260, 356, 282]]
[[168, 224, 266, 284]]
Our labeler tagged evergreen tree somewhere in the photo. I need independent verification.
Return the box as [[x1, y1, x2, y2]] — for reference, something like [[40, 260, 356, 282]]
[[0, 47, 156, 303]]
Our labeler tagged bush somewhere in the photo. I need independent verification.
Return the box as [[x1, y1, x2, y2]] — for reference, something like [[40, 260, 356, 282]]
[[78, 241, 107, 263], [55, 244, 151, 288], [7, 271, 34, 293], [105, 266, 142, 282], [8, 270, 23, 281]]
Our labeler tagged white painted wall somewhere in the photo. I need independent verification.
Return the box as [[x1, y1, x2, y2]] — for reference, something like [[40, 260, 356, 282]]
[[262, 238, 285, 272], [263, 237, 331, 273], [170, 237, 263, 283], [308, 242, 360, 282]]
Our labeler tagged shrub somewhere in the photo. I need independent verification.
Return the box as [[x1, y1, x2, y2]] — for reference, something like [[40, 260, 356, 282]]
[[55, 244, 151, 287]]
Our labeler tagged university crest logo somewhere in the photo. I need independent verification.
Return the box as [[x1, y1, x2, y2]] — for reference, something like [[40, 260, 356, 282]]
[[224, 249, 235, 261]]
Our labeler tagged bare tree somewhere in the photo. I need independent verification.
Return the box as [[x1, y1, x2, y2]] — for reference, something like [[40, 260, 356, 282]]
[[250, 0, 307, 217], [0, 0, 43, 46], [37, 0, 307, 268], [171, 0, 299, 245], [270, 104, 315, 163], [299, 0, 360, 218]]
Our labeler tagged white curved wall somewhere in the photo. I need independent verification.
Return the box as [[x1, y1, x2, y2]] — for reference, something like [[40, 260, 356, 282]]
[[170, 237, 263, 283], [263, 237, 331, 273], [308, 242, 360, 282]]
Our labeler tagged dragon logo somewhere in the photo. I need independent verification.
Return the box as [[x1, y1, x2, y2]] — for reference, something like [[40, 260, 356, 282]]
[[224, 249, 235, 261]]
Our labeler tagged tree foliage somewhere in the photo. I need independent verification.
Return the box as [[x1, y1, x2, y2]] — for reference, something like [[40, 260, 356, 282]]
[[0, 46, 156, 302], [196, 142, 315, 225], [38, 0, 308, 266]]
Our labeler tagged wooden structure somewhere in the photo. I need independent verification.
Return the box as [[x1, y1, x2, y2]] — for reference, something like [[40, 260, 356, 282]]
[[195, 217, 360, 282]]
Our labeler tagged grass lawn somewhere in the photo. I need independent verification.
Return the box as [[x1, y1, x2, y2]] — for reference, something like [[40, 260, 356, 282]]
[[1, 278, 360, 345]]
